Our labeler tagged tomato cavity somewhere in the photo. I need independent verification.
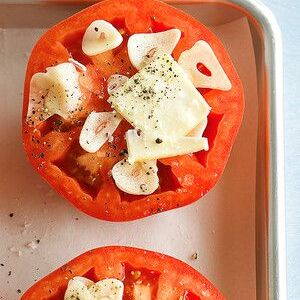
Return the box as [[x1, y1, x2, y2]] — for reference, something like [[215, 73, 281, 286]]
[[82, 267, 99, 282], [61, 29, 92, 65], [55, 142, 103, 198], [194, 112, 224, 167], [150, 18, 174, 33], [123, 263, 161, 300]]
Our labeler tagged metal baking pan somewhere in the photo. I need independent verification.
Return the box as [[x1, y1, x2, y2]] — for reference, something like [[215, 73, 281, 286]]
[[0, 0, 285, 299]]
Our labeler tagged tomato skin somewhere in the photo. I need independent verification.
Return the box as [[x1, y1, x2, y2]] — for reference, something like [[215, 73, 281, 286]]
[[22, 0, 244, 221], [21, 246, 225, 300]]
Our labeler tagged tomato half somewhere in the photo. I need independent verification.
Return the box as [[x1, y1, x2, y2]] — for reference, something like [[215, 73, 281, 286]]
[[22, 0, 244, 221], [21, 246, 225, 299]]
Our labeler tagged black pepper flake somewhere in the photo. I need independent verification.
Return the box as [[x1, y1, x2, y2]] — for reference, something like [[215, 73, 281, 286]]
[[155, 138, 163, 144], [119, 149, 128, 156], [9, 213, 14, 218], [36, 239, 40, 244], [8, 271, 11, 276], [39, 152, 45, 158], [140, 184, 147, 192], [0, 263, 4, 267], [17, 289, 21, 294], [94, 27, 99, 32]]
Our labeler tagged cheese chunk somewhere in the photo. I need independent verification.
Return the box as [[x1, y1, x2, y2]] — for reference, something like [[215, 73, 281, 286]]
[[128, 29, 181, 70], [178, 40, 232, 91], [82, 20, 123, 56], [108, 53, 210, 137], [79, 111, 122, 153], [126, 129, 208, 163], [64, 277, 124, 300], [27, 62, 82, 126], [64, 277, 93, 300], [112, 158, 159, 195]]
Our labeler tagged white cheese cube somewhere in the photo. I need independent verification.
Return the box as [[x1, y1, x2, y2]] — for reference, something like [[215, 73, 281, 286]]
[[27, 63, 82, 126]]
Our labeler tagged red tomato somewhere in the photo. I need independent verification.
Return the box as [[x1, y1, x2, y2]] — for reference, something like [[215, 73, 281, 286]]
[[21, 246, 225, 300], [22, 0, 244, 221]]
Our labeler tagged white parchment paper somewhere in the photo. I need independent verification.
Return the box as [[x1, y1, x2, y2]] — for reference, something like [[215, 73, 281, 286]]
[[0, 13, 257, 300]]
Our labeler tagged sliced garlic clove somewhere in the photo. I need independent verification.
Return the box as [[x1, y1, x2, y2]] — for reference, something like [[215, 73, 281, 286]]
[[178, 40, 232, 91], [128, 29, 181, 69], [82, 20, 123, 56], [68, 57, 87, 72], [112, 158, 159, 195], [107, 74, 129, 95], [79, 111, 122, 153], [27, 62, 82, 127], [126, 129, 209, 164], [188, 118, 208, 138], [64, 277, 124, 300]]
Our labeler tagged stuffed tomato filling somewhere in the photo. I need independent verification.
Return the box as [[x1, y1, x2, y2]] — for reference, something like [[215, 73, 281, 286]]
[[26, 19, 231, 197]]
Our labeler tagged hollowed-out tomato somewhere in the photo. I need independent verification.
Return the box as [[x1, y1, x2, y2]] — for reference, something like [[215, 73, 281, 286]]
[[21, 246, 225, 300], [22, 0, 244, 221]]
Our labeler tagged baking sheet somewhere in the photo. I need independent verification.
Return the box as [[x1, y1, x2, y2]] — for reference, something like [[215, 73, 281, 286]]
[[0, 4, 258, 300]]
